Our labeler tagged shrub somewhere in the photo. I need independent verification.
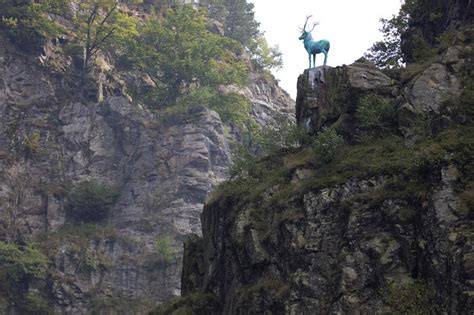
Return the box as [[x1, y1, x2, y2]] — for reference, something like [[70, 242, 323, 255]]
[[356, 94, 396, 131], [0, 241, 49, 313], [24, 132, 41, 154], [312, 127, 344, 164], [155, 236, 176, 264], [229, 115, 310, 178], [24, 291, 49, 314], [67, 179, 119, 223], [144, 235, 177, 269], [382, 280, 438, 314], [0, 0, 67, 52]]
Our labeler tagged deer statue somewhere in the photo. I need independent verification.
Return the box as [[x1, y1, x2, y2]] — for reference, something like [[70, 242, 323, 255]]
[[299, 15, 330, 68]]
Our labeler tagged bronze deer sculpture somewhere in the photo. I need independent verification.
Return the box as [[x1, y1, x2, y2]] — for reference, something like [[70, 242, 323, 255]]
[[299, 15, 330, 68]]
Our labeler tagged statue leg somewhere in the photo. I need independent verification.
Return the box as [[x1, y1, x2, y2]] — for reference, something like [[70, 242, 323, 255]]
[[313, 54, 316, 68], [323, 50, 328, 65], [308, 54, 312, 68]]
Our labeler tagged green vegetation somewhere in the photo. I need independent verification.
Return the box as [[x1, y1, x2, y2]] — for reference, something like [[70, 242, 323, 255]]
[[123, 5, 249, 124], [70, 0, 140, 85], [221, 0, 259, 46], [0, 241, 49, 314], [364, 0, 416, 68], [212, 123, 474, 242], [237, 276, 290, 304], [67, 179, 119, 223], [151, 291, 220, 315], [382, 280, 438, 314], [0, 0, 67, 51], [356, 94, 397, 132], [312, 127, 344, 164], [24, 291, 50, 314], [155, 236, 176, 264], [24, 132, 41, 154], [249, 35, 283, 71], [1, 0, 278, 128], [89, 295, 155, 315], [145, 236, 177, 268], [229, 115, 310, 178]]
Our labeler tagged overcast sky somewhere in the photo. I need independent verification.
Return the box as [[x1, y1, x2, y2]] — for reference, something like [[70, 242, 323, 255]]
[[250, 0, 402, 98]]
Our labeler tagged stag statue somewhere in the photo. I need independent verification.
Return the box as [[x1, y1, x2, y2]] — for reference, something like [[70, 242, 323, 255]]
[[299, 15, 330, 68]]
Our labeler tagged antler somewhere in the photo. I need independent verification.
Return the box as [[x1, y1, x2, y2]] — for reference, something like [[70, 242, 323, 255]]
[[308, 21, 319, 32], [303, 15, 313, 31]]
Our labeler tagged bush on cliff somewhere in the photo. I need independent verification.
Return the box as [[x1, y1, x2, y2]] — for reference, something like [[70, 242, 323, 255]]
[[0, 241, 49, 313], [312, 127, 344, 164], [67, 179, 119, 223], [0, 0, 67, 52], [356, 94, 397, 132]]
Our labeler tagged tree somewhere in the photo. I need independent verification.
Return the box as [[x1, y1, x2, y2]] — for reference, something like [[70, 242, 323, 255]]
[[0, 241, 49, 313], [0, 0, 67, 51], [67, 179, 119, 223], [222, 0, 259, 46], [126, 5, 249, 123], [200, 0, 227, 20], [364, 0, 418, 68], [71, 0, 139, 86], [249, 35, 283, 71]]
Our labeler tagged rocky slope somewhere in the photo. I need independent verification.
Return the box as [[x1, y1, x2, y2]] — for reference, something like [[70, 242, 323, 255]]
[[169, 15, 474, 315], [0, 28, 293, 313]]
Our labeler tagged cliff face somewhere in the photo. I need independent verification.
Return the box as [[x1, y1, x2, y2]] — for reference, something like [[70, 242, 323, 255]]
[[401, 0, 473, 62], [0, 32, 293, 312], [176, 19, 474, 315]]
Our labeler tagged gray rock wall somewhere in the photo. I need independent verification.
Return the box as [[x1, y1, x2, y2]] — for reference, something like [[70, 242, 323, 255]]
[[0, 35, 294, 313]]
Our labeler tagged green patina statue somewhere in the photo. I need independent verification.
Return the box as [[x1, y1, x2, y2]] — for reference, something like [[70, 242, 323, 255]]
[[299, 15, 330, 68]]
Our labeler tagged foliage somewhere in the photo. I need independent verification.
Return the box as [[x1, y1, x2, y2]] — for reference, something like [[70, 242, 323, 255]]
[[144, 235, 177, 269], [90, 295, 155, 315], [0, 241, 49, 313], [125, 5, 248, 116], [0, 241, 48, 283], [151, 291, 220, 315], [215, 123, 474, 214], [0, 0, 67, 51], [36, 223, 125, 273], [249, 35, 283, 71], [24, 291, 50, 314], [382, 280, 438, 314], [229, 116, 309, 178], [364, 0, 418, 68], [221, 0, 259, 47], [356, 94, 397, 131], [229, 140, 258, 179], [24, 132, 41, 154], [67, 179, 119, 223], [70, 0, 140, 84], [154, 235, 176, 265], [238, 276, 290, 305], [174, 88, 250, 126], [312, 127, 344, 164]]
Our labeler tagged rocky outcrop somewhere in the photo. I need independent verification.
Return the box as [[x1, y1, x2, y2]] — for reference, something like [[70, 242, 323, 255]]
[[184, 171, 473, 314], [0, 33, 294, 313], [295, 63, 395, 139], [176, 23, 474, 314]]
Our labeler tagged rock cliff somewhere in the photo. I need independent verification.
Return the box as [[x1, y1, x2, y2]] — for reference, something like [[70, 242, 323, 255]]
[[172, 17, 474, 315], [0, 30, 293, 312]]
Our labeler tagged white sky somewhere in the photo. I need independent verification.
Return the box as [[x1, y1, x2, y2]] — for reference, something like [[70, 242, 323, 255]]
[[250, 0, 402, 98]]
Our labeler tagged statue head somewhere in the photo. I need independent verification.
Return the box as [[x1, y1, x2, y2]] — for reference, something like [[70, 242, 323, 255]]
[[298, 31, 308, 40]]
